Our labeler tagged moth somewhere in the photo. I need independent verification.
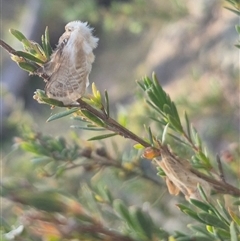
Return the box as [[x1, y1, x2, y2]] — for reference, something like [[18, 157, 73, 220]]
[[143, 146, 211, 200], [37, 21, 99, 105]]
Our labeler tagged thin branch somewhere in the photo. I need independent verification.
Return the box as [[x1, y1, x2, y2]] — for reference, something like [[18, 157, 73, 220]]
[[71, 99, 151, 147], [2, 38, 239, 198], [0, 39, 16, 54]]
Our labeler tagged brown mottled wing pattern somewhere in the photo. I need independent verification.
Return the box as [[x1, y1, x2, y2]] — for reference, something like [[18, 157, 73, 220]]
[[156, 146, 211, 200], [44, 40, 88, 104]]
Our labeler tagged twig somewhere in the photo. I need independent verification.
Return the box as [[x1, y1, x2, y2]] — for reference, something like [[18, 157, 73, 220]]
[[72, 99, 151, 148], [2, 38, 240, 198], [0, 39, 16, 54], [190, 167, 240, 196]]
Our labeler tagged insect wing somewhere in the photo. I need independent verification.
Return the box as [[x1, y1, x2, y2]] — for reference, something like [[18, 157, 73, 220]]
[[45, 44, 88, 104]]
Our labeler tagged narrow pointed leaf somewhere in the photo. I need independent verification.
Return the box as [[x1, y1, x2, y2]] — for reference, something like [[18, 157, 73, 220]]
[[162, 123, 169, 144], [168, 115, 183, 132], [104, 90, 110, 117], [188, 224, 213, 238], [44, 26, 52, 58], [163, 104, 172, 116], [18, 62, 37, 72], [131, 208, 153, 239], [15, 51, 45, 64], [176, 204, 204, 223], [88, 133, 117, 141], [184, 111, 192, 141], [9, 29, 28, 42], [230, 221, 238, 241], [197, 184, 208, 202], [133, 143, 144, 150], [47, 108, 79, 122], [168, 133, 190, 146], [198, 212, 229, 230], [81, 110, 106, 127], [148, 126, 154, 146], [217, 200, 231, 222], [190, 199, 213, 212], [228, 208, 240, 226], [235, 25, 240, 34], [41, 34, 47, 56], [113, 199, 135, 228], [70, 125, 105, 131]]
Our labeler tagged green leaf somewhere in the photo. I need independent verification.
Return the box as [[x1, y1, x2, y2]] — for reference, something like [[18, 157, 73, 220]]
[[9, 29, 33, 50], [20, 142, 48, 156], [228, 208, 240, 226], [9, 29, 28, 42], [44, 26, 52, 58], [197, 151, 211, 169], [168, 115, 183, 132], [70, 126, 105, 131], [148, 126, 154, 146], [146, 99, 164, 115], [103, 186, 113, 204], [113, 199, 135, 228], [197, 184, 208, 202], [47, 108, 79, 122], [189, 199, 213, 213], [235, 25, 240, 34], [81, 110, 106, 127], [162, 123, 169, 144], [15, 51, 45, 64], [163, 104, 172, 115], [188, 224, 213, 238], [131, 207, 153, 239], [104, 90, 110, 117], [176, 204, 204, 223], [184, 111, 192, 142], [217, 200, 231, 222], [212, 227, 231, 239], [198, 212, 229, 230], [133, 143, 145, 150], [171, 102, 181, 124], [195, 132, 202, 149], [18, 62, 37, 72], [233, 200, 240, 206], [31, 156, 53, 165], [168, 133, 190, 146], [87, 133, 117, 141], [18, 191, 66, 212], [230, 221, 238, 241]]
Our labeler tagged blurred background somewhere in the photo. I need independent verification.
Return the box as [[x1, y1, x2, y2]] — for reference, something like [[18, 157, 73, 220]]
[[1, 0, 238, 151], [1, 0, 239, 234]]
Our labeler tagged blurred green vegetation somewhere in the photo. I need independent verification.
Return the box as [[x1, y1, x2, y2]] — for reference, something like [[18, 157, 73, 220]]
[[42, 0, 187, 33], [1, 0, 240, 240]]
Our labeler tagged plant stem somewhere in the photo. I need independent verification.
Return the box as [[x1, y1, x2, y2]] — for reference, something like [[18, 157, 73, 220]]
[[73, 99, 151, 147], [0, 39, 16, 54]]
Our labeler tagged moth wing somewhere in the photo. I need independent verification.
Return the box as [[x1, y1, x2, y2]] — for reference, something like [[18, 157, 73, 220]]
[[45, 43, 88, 104], [36, 47, 63, 78]]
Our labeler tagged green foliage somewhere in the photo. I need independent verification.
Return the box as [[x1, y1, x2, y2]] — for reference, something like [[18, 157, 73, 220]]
[[43, 0, 187, 34], [1, 4, 240, 241]]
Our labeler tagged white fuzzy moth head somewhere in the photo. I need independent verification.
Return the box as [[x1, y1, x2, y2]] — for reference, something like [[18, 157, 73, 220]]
[[38, 20, 99, 105], [58, 21, 98, 50]]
